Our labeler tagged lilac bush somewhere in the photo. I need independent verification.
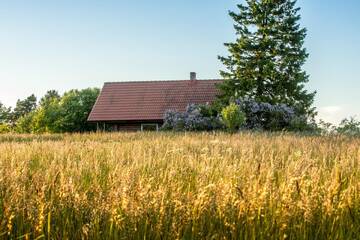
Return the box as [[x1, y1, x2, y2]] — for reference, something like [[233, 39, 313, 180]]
[[162, 104, 223, 131], [162, 100, 314, 132], [235, 97, 299, 130]]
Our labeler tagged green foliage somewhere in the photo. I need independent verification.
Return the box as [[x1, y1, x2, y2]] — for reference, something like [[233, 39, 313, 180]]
[[218, 0, 316, 117], [221, 103, 246, 132], [336, 117, 360, 136], [31, 105, 60, 133], [316, 119, 336, 135], [39, 90, 60, 107], [31, 90, 62, 133], [6, 88, 100, 134], [309, 117, 360, 136], [0, 123, 11, 133], [12, 94, 37, 123], [289, 116, 319, 133], [0, 102, 12, 124], [15, 112, 36, 133], [198, 104, 219, 118], [55, 88, 100, 132]]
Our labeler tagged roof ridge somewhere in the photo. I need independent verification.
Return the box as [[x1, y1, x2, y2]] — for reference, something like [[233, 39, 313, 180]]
[[104, 79, 223, 84]]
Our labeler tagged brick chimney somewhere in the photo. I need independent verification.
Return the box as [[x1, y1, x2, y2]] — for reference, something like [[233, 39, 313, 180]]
[[190, 72, 197, 81]]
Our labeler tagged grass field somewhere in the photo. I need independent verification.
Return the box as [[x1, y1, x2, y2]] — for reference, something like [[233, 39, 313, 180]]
[[0, 132, 359, 239]]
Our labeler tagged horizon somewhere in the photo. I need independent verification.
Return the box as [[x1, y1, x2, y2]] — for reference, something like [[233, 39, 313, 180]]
[[0, 0, 359, 124]]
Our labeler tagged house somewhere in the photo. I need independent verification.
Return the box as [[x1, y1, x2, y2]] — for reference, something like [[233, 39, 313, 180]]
[[87, 73, 222, 131]]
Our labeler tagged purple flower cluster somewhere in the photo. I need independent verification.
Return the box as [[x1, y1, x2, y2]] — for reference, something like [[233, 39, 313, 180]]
[[162, 104, 222, 131], [235, 97, 297, 130]]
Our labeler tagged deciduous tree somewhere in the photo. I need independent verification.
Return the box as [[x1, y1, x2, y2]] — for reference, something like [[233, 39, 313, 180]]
[[0, 102, 12, 124], [12, 94, 37, 122]]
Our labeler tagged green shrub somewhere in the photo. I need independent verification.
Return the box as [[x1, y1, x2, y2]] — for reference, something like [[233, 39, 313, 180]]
[[15, 112, 36, 133], [0, 123, 11, 133], [221, 103, 246, 132]]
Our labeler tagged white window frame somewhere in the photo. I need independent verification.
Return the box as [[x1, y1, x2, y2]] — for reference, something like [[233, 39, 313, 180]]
[[141, 123, 159, 132]]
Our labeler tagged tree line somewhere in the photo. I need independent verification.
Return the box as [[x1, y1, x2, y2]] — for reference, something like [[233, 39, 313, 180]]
[[1, 0, 358, 135], [0, 88, 99, 133]]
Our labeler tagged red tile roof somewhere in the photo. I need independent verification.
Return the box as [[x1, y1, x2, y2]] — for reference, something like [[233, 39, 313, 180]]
[[88, 79, 222, 122]]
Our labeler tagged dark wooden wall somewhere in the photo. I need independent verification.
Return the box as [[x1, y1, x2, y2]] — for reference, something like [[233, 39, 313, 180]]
[[116, 123, 141, 132], [97, 120, 163, 132]]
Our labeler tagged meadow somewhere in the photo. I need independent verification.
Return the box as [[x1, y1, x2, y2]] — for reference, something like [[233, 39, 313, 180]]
[[0, 132, 359, 239]]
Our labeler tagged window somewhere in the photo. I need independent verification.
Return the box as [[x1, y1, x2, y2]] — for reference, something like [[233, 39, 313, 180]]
[[141, 124, 159, 132]]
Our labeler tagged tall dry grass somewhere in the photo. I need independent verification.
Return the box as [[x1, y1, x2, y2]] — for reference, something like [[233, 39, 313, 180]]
[[0, 132, 359, 239]]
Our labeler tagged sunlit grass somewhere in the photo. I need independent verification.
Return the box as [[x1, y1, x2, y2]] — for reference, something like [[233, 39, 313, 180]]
[[0, 132, 359, 239]]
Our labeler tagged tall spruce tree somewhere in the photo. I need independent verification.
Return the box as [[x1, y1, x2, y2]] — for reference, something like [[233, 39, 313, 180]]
[[218, 0, 316, 116]]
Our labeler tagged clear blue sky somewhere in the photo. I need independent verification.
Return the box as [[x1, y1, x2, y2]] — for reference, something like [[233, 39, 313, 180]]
[[0, 0, 359, 124]]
